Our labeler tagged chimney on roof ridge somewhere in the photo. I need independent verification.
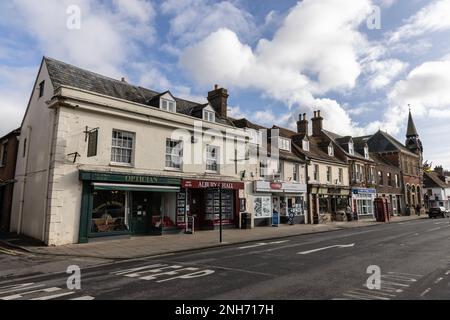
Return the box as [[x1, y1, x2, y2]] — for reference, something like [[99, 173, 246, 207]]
[[208, 84, 229, 118], [121, 77, 127, 83], [312, 109, 324, 137], [297, 113, 309, 135]]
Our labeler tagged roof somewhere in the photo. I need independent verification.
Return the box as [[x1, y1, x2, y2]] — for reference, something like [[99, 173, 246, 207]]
[[369, 152, 399, 169], [323, 130, 371, 162], [231, 118, 267, 131], [0, 128, 21, 141], [406, 110, 418, 137], [424, 171, 449, 189], [44, 57, 234, 126], [362, 130, 418, 157]]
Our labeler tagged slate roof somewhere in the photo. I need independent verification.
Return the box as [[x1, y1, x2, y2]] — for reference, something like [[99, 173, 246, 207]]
[[362, 130, 418, 157], [424, 171, 449, 189], [369, 152, 399, 169], [406, 110, 418, 137], [44, 57, 234, 126], [323, 130, 371, 162]]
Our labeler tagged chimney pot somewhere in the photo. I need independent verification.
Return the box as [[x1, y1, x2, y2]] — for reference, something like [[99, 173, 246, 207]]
[[215, 84, 219, 90], [208, 85, 229, 118], [312, 110, 323, 136]]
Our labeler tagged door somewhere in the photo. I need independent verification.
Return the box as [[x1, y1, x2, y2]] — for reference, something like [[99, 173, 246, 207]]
[[130, 192, 150, 235]]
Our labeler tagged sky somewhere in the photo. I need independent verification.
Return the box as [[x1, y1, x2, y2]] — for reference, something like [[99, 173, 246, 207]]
[[0, 0, 449, 168]]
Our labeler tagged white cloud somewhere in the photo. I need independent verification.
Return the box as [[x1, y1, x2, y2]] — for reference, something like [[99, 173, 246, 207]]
[[365, 59, 408, 90], [389, 0, 450, 43], [161, 0, 257, 49], [180, 0, 375, 135]]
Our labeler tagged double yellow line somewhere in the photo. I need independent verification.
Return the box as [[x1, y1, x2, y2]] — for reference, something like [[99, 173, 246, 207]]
[[0, 247, 19, 256]]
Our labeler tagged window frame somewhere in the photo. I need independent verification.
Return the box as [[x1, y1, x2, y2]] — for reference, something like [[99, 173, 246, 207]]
[[160, 98, 176, 113], [110, 129, 135, 166], [313, 164, 319, 181], [203, 109, 216, 123], [328, 144, 334, 157], [348, 142, 355, 156], [0, 141, 7, 167], [293, 164, 299, 182], [338, 168, 343, 184], [326, 166, 332, 183], [38, 80, 45, 98], [279, 137, 291, 152], [206, 145, 219, 173], [165, 139, 184, 170], [302, 139, 309, 152]]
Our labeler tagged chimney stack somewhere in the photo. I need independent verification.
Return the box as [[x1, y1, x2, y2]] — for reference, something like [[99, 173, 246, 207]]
[[208, 84, 229, 118], [297, 113, 309, 135], [312, 110, 324, 137]]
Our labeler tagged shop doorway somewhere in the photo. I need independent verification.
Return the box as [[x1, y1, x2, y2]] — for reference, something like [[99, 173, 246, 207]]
[[130, 192, 162, 235]]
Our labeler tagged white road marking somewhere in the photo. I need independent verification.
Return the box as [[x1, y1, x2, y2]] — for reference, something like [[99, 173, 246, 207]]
[[71, 296, 95, 300], [0, 283, 44, 295], [297, 243, 355, 255], [445, 270, 450, 276], [434, 277, 444, 284], [421, 288, 432, 297], [426, 227, 442, 232], [238, 240, 289, 250], [112, 264, 215, 282], [31, 291, 75, 300], [1, 287, 61, 300]]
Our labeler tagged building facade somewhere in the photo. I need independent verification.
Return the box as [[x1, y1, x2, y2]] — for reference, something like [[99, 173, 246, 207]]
[[0, 128, 20, 232], [10, 57, 257, 245], [423, 167, 450, 211]]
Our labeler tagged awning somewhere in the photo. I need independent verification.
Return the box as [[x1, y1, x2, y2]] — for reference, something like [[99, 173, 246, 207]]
[[92, 183, 180, 193]]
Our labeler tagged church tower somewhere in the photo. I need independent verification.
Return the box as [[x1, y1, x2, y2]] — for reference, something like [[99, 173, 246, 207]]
[[405, 109, 423, 155]]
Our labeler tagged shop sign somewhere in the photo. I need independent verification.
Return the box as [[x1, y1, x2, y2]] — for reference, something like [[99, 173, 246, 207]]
[[352, 188, 377, 195], [182, 179, 244, 190], [80, 171, 180, 185], [255, 181, 307, 193]]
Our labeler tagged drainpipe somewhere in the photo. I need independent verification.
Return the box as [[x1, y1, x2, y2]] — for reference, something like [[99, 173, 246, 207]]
[[18, 126, 32, 234]]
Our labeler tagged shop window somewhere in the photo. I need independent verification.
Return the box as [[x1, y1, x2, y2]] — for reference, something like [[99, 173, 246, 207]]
[[206, 145, 219, 172], [91, 190, 128, 234], [166, 139, 183, 169], [319, 197, 329, 214], [254, 196, 272, 218], [111, 130, 134, 164], [205, 189, 234, 224]]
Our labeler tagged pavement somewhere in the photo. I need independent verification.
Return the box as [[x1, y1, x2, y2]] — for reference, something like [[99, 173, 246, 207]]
[[0, 216, 449, 301], [0, 215, 426, 260]]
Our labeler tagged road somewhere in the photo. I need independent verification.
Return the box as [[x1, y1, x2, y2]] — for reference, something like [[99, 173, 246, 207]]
[[1, 218, 450, 300]]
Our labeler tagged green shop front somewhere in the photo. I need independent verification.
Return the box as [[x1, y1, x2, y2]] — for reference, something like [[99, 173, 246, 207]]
[[79, 171, 185, 243]]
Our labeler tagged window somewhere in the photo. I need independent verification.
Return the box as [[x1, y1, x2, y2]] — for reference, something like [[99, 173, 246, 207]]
[[39, 80, 45, 98], [302, 139, 309, 151], [206, 145, 219, 172], [22, 138, 27, 158], [387, 173, 392, 187], [203, 110, 215, 123], [326, 166, 332, 183], [248, 129, 262, 145], [87, 130, 98, 157], [313, 164, 319, 181], [166, 139, 183, 169], [279, 138, 291, 152], [338, 168, 343, 184], [0, 141, 7, 166], [364, 146, 369, 159], [369, 167, 375, 183], [293, 164, 299, 182], [161, 99, 176, 113], [328, 144, 334, 157], [91, 190, 128, 234], [111, 130, 134, 164], [395, 174, 400, 188], [353, 163, 363, 182], [378, 171, 383, 185], [348, 142, 354, 155], [260, 161, 268, 178]]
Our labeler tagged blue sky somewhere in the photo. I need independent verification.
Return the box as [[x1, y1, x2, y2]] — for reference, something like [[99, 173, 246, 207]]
[[0, 0, 450, 167]]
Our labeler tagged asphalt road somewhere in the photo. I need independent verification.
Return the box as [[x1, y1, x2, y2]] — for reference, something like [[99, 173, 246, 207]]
[[1, 218, 450, 300]]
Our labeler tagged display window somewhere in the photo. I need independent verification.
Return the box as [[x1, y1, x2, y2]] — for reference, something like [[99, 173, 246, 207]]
[[91, 190, 129, 234]]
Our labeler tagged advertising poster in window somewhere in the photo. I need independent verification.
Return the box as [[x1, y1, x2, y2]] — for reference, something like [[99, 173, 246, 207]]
[[254, 196, 272, 218]]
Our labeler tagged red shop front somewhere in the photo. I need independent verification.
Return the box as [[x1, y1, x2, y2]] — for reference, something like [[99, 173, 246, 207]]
[[180, 179, 245, 230]]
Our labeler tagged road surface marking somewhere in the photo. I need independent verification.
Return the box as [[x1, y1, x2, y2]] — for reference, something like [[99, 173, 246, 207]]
[[1, 287, 61, 300], [238, 240, 289, 250], [388, 271, 424, 277], [426, 227, 442, 232], [297, 243, 355, 255], [445, 270, 450, 276], [71, 296, 95, 300], [31, 291, 75, 300], [112, 264, 215, 282], [420, 288, 432, 297], [0, 283, 44, 295], [344, 291, 390, 300], [434, 277, 444, 284]]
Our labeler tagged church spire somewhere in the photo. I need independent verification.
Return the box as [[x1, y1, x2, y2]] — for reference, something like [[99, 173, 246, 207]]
[[406, 107, 418, 138]]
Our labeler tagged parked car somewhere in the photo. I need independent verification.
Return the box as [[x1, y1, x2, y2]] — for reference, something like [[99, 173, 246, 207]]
[[428, 207, 450, 219]]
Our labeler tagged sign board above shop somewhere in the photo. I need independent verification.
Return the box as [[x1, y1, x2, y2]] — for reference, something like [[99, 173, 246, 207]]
[[182, 179, 244, 190], [254, 181, 307, 193], [352, 188, 377, 195], [79, 171, 181, 185]]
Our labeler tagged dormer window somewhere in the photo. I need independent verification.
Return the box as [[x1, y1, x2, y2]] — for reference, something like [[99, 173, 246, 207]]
[[203, 108, 216, 123], [328, 143, 334, 157], [279, 138, 291, 152], [302, 139, 310, 152], [348, 141, 354, 156], [161, 98, 176, 113], [364, 146, 369, 159]]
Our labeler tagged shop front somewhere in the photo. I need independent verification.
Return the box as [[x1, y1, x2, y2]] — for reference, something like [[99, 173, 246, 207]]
[[310, 186, 350, 224], [79, 171, 183, 243], [253, 181, 307, 226], [352, 188, 376, 219], [181, 179, 244, 231]]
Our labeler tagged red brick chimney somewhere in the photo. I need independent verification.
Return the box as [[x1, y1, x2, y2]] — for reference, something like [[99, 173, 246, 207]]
[[207, 84, 229, 118], [297, 113, 308, 135], [312, 110, 323, 137]]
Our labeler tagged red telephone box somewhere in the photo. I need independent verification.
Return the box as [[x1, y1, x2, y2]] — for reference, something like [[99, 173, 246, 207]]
[[374, 198, 390, 222]]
